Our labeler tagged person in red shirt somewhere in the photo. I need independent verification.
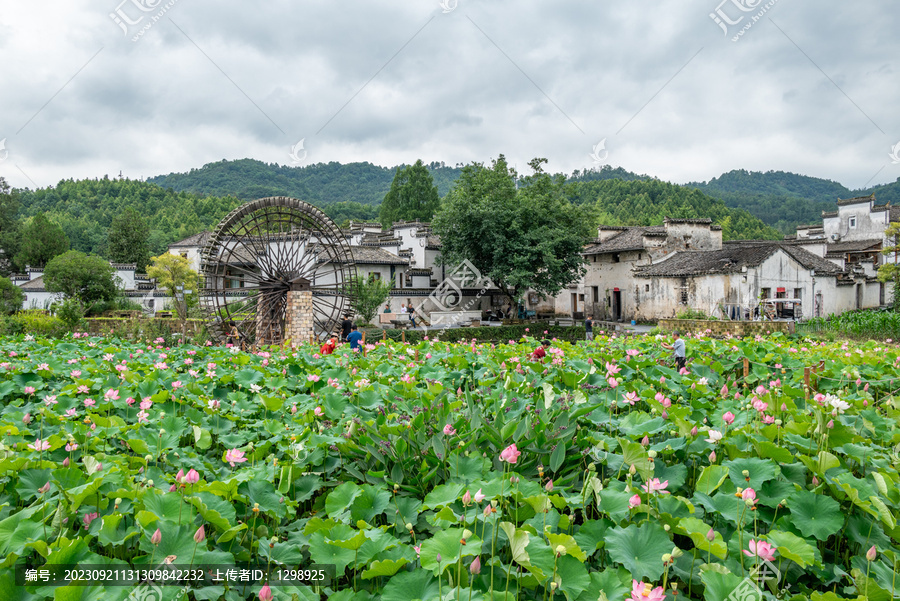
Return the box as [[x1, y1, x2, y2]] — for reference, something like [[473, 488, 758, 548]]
[[320, 338, 336, 355], [531, 340, 551, 361]]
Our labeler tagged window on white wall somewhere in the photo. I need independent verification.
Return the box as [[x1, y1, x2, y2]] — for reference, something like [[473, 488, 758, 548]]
[[849, 216, 857, 229]]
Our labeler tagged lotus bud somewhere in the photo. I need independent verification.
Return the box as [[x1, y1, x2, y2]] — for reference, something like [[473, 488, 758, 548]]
[[709, 451, 716, 462], [470, 555, 482, 574], [662, 553, 673, 563], [641, 436, 649, 446], [629, 464, 636, 475], [690, 426, 698, 436], [405, 523, 413, 531], [151, 528, 162, 545], [462, 490, 472, 506], [194, 525, 205, 543], [706, 528, 715, 541], [672, 547, 683, 559], [866, 545, 876, 561], [544, 480, 554, 492], [38, 482, 50, 494], [436, 553, 442, 563], [812, 476, 819, 486], [63, 457, 70, 467]]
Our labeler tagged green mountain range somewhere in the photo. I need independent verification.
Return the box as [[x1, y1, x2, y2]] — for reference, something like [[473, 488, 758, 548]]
[[10, 160, 900, 265]]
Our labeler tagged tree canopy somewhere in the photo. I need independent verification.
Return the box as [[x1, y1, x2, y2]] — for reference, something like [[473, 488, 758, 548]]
[[0, 276, 23, 314], [351, 274, 393, 325], [44, 251, 118, 307], [379, 159, 441, 227], [108, 208, 151, 271], [14, 213, 69, 269], [146, 253, 201, 322], [433, 156, 594, 303], [0, 178, 21, 275]]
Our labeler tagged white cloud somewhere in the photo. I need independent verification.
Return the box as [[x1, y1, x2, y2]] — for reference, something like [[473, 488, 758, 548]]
[[0, 0, 898, 190]]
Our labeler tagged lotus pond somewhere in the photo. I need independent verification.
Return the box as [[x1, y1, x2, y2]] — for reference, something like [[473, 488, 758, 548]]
[[0, 332, 898, 601]]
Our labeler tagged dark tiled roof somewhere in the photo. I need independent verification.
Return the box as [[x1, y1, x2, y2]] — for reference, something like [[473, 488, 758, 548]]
[[20, 276, 47, 291], [665, 217, 712, 225], [891, 206, 900, 223], [170, 231, 211, 247], [583, 227, 665, 255], [836, 194, 875, 206], [822, 211, 838, 218], [426, 235, 441, 249], [351, 247, 408, 265], [634, 243, 843, 278], [826, 240, 881, 254]]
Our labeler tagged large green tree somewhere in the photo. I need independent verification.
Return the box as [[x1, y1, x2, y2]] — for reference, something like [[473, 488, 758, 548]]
[[15, 213, 69, 269], [432, 156, 594, 305], [108, 208, 151, 271], [0, 178, 21, 275], [0, 276, 23, 314], [44, 251, 118, 308], [379, 159, 441, 227]]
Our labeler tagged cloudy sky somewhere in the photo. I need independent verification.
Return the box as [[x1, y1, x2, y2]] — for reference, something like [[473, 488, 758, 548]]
[[0, 1, 898, 192]]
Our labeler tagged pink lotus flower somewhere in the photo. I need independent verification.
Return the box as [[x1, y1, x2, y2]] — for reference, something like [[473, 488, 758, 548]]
[[38, 482, 51, 494], [544, 480, 554, 492], [499, 444, 521, 464], [413, 545, 421, 557], [185, 468, 200, 484], [83, 512, 99, 528], [624, 391, 639, 406], [171, 381, 183, 390], [469, 555, 482, 574], [473, 488, 485, 503], [743, 539, 776, 562], [313, 406, 323, 417], [24, 386, 35, 394], [630, 580, 666, 601], [22, 413, 31, 424], [641, 478, 670, 494], [641, 436, 650, 447], [151, 528, 162, 545], [258, 584, 273, 601], [741, 488, 757, 504], [175, 469, 185, 483], [44, 395, 58, 406], [660, 397, 671, 408], [462, 490, 472, 505], [443, 424, 456, 436], [722, 412, 735, 425], [721, 384, 728, 397], [137, 410, 149, 423], [208, 399, 220, 410], [225, 449, 248, 467], [104, 389, 120, 400], [605, 362, 621, 376], [84, 399, 95, 408], [77, 385, 89, 394], [866, 545, 877, 561], [194, 525, 205, 543], [629, 494, 641, 508], [763, 415, 774, 424], [29, 439, 50, 451], [65, 442, 78, 452], [607, 376, 619, 388], [307, 374, 320, 382]]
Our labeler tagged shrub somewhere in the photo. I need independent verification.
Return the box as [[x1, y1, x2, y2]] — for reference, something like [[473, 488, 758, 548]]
[[3, 310, 67, 337]]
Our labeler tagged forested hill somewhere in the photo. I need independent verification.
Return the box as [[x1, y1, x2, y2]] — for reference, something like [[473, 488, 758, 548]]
[[688, 169, 900, 234], [15, 178, 245, 257], [566, 178, 781, 240], [148, 159, 464, 205]]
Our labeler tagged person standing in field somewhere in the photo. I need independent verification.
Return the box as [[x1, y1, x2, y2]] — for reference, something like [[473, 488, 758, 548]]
[[340, 314, 352, 342], [347, 324, 363, 351], [584, 315, 594, 341], [662, 331, 686, 371]]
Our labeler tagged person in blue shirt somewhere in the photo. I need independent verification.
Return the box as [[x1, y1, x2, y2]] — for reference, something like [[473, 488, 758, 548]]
[[346, 324, 363, 351]]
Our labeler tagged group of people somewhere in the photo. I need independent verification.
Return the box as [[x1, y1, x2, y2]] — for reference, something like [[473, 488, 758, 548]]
[[320, 313, 364, 354], [383, 301, 417, 327]]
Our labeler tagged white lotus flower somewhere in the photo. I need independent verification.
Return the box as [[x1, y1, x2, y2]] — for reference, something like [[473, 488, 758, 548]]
[[705, 430, 724, 444]]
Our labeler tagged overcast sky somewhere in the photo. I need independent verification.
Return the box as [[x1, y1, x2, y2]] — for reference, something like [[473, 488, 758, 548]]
[[1, 1, 898, 192]]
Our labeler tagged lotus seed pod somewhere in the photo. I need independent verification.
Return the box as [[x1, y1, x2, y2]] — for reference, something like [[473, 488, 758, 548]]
[[144, 454, 152, 462], [556, 545, 566, 556], [588, 463, 596, 471], [405, 523, 413, 530], [742, 470, 750, 477], [147, 480, 154, 487], [663, 524, 670, 531], [672, 547, 683, 559], [648, 450, 657, 459], [662, 553, 672, 563]]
